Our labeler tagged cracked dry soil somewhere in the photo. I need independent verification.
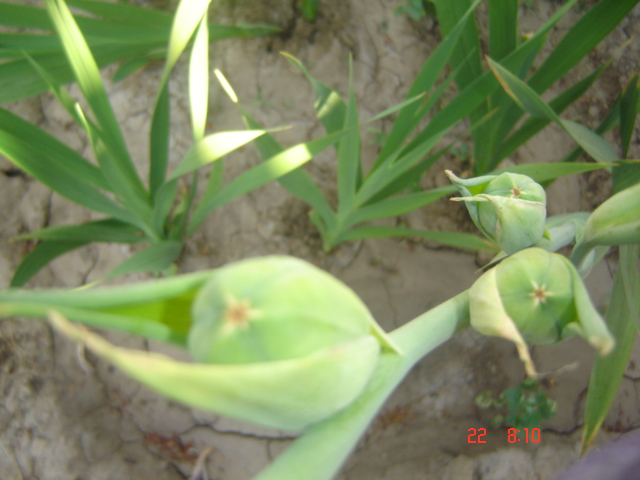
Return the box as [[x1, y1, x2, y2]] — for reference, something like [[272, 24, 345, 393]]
[[1, 1, 640, 479]]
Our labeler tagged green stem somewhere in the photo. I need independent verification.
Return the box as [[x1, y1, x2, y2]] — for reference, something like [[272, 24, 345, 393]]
[[255, 290, 470, 480], [570, 240, 594, 273]]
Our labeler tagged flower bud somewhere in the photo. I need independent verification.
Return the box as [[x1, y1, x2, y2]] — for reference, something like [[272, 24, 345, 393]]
[[469, 248, 614, 377], [49, 256, 399, 430], [188, 256, 395, 364], [446, 170, 547, 254]]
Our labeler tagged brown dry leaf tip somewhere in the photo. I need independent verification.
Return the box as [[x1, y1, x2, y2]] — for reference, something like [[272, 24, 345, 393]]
[[222, 293, 261, 330], [511, 187, 522, 197]]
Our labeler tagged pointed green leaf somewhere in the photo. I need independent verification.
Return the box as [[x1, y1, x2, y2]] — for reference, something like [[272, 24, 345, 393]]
[[363, 148, 449, 205], [620, 74, 640, 159], [0, 270, 214, 344], [66, 0, 173, 28], [10, 240, 88, 287], [111, 55, 156, 83], [169, 130, 268, 181], [103, 241, 183, 281], [237, 107, 337, 234], [582, 244, 639, 454], [495, 63, 611, 164], [14, 219, 145, 243], [491, 162, 613, 183], [0, 119, 138, 224], [488, 58, 619, 163], [149, 0, 210, 195], [189, 16, 209, 143], [188, 128, 352, 234], [528, 0, 639, 94], [337, 56, 361, 215], [49, 312, 379, 430], [44, 0, 147, 206], [377, 0, 483, 165], [348, 187, 453, 225], [488, 0, 517, 61], [341, 225, 498, 252], [282, 53, 347, 135]]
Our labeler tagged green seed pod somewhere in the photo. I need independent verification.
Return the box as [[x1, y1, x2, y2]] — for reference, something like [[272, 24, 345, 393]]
[[469, 248, 614, 377], [446, 170, 547, 254], [188, 256, 396, 364], [48, 256, 399, 431]]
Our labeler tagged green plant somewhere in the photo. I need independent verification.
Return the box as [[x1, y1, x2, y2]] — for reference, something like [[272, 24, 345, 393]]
[[476, 378, 557, 430], [300, 0, 319, 21], [433, 0, 637, 175], [0, 0, 348, 286], [227, 0, 634, 253], [395, 0, 436, 20], [1, 157, 638, 478], [0, 0, 278, 104], [0, 1, 638, 478]]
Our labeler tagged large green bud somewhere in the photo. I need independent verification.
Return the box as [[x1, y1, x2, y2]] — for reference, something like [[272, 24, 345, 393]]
[[49, 256, 399, 431], [469, 248, 614, 377], [446, 170, 547, 254], [188, 256, 393, 364]]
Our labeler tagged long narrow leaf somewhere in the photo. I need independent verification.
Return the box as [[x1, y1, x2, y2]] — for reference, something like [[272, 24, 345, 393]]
[[66, 0, 173, 28], [337, 57, 361, 215], [0, 44, 157, 104], [187, 129, 352, 234], [149, 83, 171, 198], [44, 0, 148, 210], [0, 107, 106, 190], [341, 225, 498, 252], [488, 0, 517, 61], [491, 162, 613, 183], [494, 0, 639, 160], [404, 0, 577, 163], [169, 130, 269, 181], [494, 63, 611, 165], [282, 53, 347, 136], [14, 219, 145, 243], [620, 74, 640, 159], [355, 129, 448, 207], [10, 240, 89, 287], [0, 270, 214, 345], [364, 147, 449, 205], [529, 0, 639, 94], [376, 0, 482, 167], [213, 68, 337, 233], [189, 16, 209, 143], [581, 244, 639, 453], [488, 58, 619, 163], [347, 187, 454, 225], [614, 75, 640, 194], [433, 0, 493, 177], [102, 241, 183, 281], [432, 0, 483, 91], [238, 109, 337, 234], [0, 126, 137, 225], [149, 0, 210, 196]]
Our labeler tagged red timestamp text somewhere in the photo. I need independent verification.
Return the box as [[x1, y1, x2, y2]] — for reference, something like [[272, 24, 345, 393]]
[[467, 427, 487, 443], [508, 427, 541, 443], [467, 427, 542, 444]]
